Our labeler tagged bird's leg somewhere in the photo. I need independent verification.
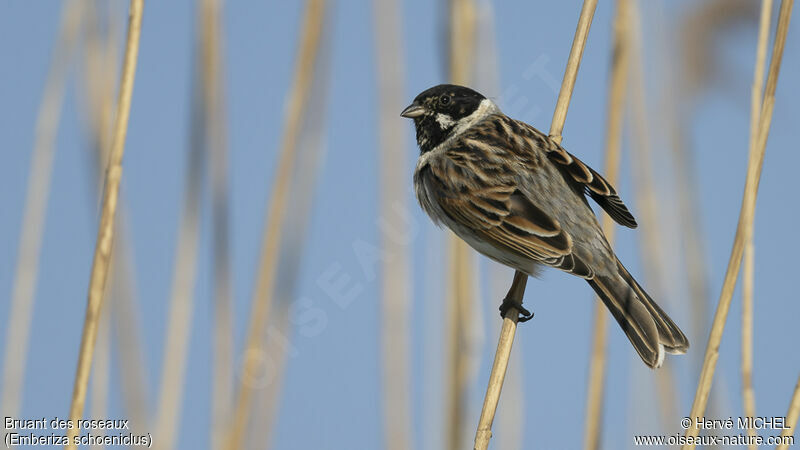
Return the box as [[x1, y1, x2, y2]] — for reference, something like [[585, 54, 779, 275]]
[[499, 270, 533, 322]]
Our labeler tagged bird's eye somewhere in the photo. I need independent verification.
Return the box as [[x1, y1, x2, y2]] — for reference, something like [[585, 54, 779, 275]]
[[439, 95, 451, 105]]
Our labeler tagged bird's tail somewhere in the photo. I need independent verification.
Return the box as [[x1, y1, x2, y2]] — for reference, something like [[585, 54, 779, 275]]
[[587, 259, 689, 368]]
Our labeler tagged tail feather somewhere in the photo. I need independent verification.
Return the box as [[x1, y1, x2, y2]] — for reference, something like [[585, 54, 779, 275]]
[[615, 260, 689, 354], [588, 260, 689, 368]]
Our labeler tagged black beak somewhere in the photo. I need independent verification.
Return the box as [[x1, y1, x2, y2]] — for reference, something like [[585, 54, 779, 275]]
[[400, 103, 425, 118]]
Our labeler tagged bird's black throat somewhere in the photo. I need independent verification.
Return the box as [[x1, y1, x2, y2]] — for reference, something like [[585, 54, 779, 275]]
[[413, 114, 455, 154]]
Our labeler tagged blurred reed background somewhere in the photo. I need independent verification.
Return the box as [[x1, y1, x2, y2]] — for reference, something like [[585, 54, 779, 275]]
[[1, 0, 799, 449]]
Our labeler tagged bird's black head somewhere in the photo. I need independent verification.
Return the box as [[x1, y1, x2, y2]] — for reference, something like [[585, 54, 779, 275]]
[[401, 84, 488, 153]]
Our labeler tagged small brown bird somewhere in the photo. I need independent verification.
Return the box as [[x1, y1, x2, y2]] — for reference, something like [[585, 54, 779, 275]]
[[402, 84, 688, 368]]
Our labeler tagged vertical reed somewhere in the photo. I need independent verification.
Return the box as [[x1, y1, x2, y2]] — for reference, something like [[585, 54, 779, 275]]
[[247, 13, 333, 449], [375, 0, 413, 448], [627, 0, 680, 429], [582, 1, 630, 449], [197, 0, 235, 448], [84, 8, 150, 430], [65, 0, 144, 447], [682, 1, 794, 447], [547, 0, 598, 144], [777, 374, 800, 450], [670, 13, 711, 380], [742, 2, 773, 448], [90, 303, 111, 450], [225, 2, 327, 448], [474, 2, 598, 449], [152, 21, 207, 450], [83, 10, 118, 450], [109, 232, 150, 432], [448, 1, 477, 448]]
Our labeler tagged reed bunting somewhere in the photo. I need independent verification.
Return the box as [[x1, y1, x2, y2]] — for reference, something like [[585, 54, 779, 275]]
[[402, 84, 688, 368]]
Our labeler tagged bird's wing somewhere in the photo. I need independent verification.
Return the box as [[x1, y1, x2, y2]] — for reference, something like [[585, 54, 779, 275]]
[[423, 145, 595, 279], [511, 119, 638, 228]]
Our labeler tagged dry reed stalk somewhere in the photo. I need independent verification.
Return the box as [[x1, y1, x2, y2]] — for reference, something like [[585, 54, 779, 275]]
[[104, 55, 152, 450], [487, 267, 523, 450], [583, 309, 608, 449], [626, 0, 680, 429], [448, 240, 473, 450], [86, 22, 152, 421], [247, 132, 331, 448], [473, 273, 524, 450], [548, 0, 597, 144], [84, 18, 116, 445], [82, 6, 150, 432], [673, 1, 758, 384], [665, 5, 727, 435], [474, 2, 598, 449], [741, 246, 756, 446], [582, 2, 629, 449], [65, 0, 144, 447], [671, 135, 711, 374], [152, 31, 208, 450], [83, 3, 116, 184], [682, 1, 794, 447], [448, 1, 477, 448], [671, 140, 710, 376], [0, 0, 83, 422], [446, 211, 475, 446], [626, 0, 665, 309], [777, 374, 800, 450], [247, 17, 333, 448], [742, 2, 772, 448], [90, 301, 111, 450], [375, 0, 413, 449], [667, 25, 710, 378], [196, 0, 235, 448], [225, 2, 326, 448], [109, 228, 150, 431], [85, 27, 111, 450], [246, 305, 291, 449], [88, 14, 151, 430]]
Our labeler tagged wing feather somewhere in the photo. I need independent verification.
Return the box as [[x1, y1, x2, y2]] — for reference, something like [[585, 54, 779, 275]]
[[511, 120, 638, 229], [437, 184, 593, 277]]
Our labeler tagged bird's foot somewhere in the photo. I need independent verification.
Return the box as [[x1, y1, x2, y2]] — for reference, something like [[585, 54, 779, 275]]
[[499, 297, 533, 322]]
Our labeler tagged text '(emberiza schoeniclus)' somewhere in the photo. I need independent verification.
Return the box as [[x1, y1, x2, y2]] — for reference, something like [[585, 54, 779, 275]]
[[402, 84, 688, 368]]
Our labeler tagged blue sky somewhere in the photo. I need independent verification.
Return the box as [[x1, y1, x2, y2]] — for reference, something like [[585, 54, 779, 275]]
[[1, 1, 799, 449]]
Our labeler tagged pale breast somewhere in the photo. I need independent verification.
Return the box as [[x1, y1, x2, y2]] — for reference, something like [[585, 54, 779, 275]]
[[413, 154, 543, 277]]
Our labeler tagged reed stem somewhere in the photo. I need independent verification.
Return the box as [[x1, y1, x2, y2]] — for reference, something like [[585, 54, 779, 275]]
[[152, 24, 206, 450], [225, 2, 326, 448], [742, 2, 772, 448], [196, 0, 235, 448], [777, 374, 800, 450], [627, 0, 680, 429], [83, 7, 150, 430], [582, 1, 629, 448], [682, 1, 794, 447], [65, 0, 144, 447], [376, 0, 413, 448], [449, 1, 477, 448]]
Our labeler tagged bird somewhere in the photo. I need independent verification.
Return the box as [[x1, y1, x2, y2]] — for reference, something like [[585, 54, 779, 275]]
[[401, 84, 688, 368]]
